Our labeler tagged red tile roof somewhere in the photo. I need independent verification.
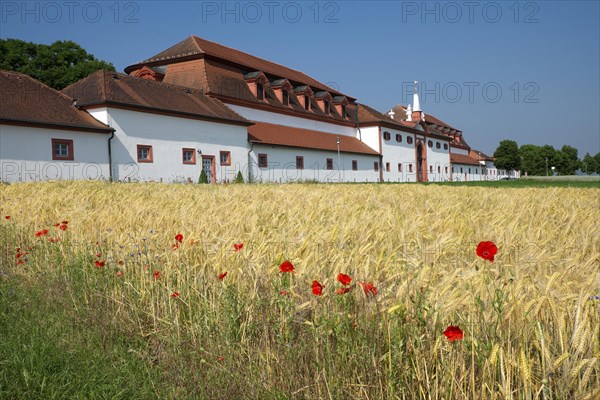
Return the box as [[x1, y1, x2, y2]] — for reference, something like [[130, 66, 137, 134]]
[[248, 122, 379, 155], [0, 70, 112, 133], [125, 35, 350, 98], [62, 70, 252, 126], [470, 149, 494, 161], [450, 153, 482, 166]]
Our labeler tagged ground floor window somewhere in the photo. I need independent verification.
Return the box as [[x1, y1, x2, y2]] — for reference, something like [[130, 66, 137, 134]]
[[137, 145, 153, 163], [220, 151, 231, 166], [398, 163, 402, 172], [258, 154, 268, 168], [374, 162, 379, 172], [326, 158, 333, 170], [409, 164, 413, 172], [52, 139, 74, 161], [352, 160, 358, 171], [182, 148, 196, 164], [296, 156, 304, 169]]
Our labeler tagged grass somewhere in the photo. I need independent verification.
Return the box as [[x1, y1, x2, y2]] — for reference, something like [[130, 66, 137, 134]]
[[0, 181, 599, 399]]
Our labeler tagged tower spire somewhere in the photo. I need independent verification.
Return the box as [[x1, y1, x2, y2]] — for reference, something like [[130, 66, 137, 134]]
[[413, 81, 421, 112]]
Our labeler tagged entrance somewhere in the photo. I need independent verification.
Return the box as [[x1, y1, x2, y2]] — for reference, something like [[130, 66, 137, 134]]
[[202, 156, 215, 183], [416, 144, 424, 182]]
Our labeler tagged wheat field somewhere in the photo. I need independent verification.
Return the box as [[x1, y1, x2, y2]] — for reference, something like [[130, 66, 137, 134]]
[[0, 181, 598, 399]]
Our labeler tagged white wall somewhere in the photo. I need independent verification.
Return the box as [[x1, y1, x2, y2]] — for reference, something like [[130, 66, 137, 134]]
[[0, 124, 110, 182], [249, 145, 380, 183], [225, 104, 356, 137], [451, 163, 485, 182], [99, 107, 249, 183], [379, 128, 419, 183], [450, 146, 469, 156], [424, 138, 451, 182]]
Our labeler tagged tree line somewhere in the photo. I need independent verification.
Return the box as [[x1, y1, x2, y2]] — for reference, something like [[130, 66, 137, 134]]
[[494, 140, 600, 176]]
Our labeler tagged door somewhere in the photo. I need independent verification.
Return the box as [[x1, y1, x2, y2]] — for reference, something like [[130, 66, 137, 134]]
[[202, 156, 215, 183], [416, 144, 423, 182]]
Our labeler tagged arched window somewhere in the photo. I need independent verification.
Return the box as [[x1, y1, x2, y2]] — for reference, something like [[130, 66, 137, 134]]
[[407, 137, 413, 145], [443, 143, 449, 150], [383, 131, 391, 141], [396, 134, 402, 143], [428, 140, 433, 148], [436, 142, 441, 149]]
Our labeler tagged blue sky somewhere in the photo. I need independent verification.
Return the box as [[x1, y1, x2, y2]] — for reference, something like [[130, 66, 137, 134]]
[[2, 1, 599, 156]]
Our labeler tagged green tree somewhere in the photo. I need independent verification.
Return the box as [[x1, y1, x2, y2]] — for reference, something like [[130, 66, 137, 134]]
[[234, 171, 245, 184], [519, 144, 544, 175], [557, 145, 579, 175], [0, 38, 115, 89], [198, 170, 209, 184], [594, 152, 600, 174], [581, 153, 597, 175], [493, 140, 521, 171]]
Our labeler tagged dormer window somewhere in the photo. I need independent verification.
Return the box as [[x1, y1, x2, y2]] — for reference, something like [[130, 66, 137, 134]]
[[271, 79, 293, 107], [243, 71, 269, 101], [294, 86, 314, 111], [332, 96, 349, 119], [315, 91, 332, 114]]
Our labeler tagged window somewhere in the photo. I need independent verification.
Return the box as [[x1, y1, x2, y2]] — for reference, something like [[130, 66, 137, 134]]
[[341, 105, 346, 118], [436, 142, 441, 149], [257, 82, 264, 100], [282, 90, 289, 106], [443, 143, 449, 150], [430, 165, 433, 173], [352, 160, 358, 171], [407, 136, 413, 145], [460, 167, 463, 173], [445, 166, 448, 174], [409, 164, 413, 172], [398, 163, 402, 172], [386, 162, 391, 172], [137, 145, 153, 163], [304, 95, 310, 110], [220, 151, 231, 166], [326, 158, 334, 170], [258, 153, 267, 168], [396, 134, 402, 143], [428, 140, 433, 148], [469, 168, 471, 174], [323, 100, 330, 114], [383, 131, 391, 141], [374, 162, 379, 172], [475, 168, 478, 174], [437, 166, 441, 173], [296, 156, 304, 169], [182, 148, 196, 164], [52, 139, 73, 161]]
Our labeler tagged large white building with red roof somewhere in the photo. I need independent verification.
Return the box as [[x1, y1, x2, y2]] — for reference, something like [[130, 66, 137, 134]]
[[1, 35, 519, 183]]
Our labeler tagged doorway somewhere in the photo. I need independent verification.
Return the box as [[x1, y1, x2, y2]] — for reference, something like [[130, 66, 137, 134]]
[[202, 155, 215, 183]]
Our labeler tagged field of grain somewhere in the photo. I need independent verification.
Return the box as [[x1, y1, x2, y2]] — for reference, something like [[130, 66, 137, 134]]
[[0, 182, 598, 399]]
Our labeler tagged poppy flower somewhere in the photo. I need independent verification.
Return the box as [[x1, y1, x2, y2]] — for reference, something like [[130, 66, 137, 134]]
[[96, 253, 102, 258], [336, 287, 351, 295], [172, 243, 180, 250], [476, 241, 498, 262], [359, 282, 377, 297], [337, 273, 352, 286], [16, 252, 22, 259], [279, 260, 295, 273], [170, 292, 180, 298], [17, 259, 23, 265], [279, 290, 289, 296], [61, 220, 68, 225], [311, 280, 323, 296], [218, 272, 228, 281], [153, 270, 160, 280], [116, 270, 123, 277], [48, 237, 60, 243], [175, 233, 184, 243], [4, 216, 10, 220], [443, 325, 464, 341], [118, 260, 124, 266], [233, 242, 244, 252], [95, 260, 106, 268], [35, 229, 49, 237], [215, 356, 224, 361], [59, 224, 68, 231], [53, 223, 60, 227]]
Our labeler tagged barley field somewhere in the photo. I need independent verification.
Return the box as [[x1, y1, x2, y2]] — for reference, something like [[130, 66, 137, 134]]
[[0, 182, 598, 400]]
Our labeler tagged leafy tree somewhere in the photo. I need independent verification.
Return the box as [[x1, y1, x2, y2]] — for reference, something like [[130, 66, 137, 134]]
[[519, 144, 543, 175], [581, 153, 597, 175], [493, 140, 521, 171], [0, 38, 115, 89], [557, 145, 579, 175], [198, 170, 209, 184], [594, 152, 600, 174]]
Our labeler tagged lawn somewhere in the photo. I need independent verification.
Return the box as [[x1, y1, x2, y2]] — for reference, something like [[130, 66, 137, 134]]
[[1, 182, 598, 399]]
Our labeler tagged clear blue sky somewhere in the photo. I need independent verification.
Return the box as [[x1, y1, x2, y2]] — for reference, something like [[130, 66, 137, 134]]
[[2, 1, 599, 156]]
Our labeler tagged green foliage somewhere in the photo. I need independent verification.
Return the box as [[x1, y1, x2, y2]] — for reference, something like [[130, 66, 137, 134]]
[[493, 140, 521, 171], [581, 153, 596, 174], [0, 38, 115, 89], [198, 169, 209, 184], [594, 152, 600, 174], [234, 171, 245, 184]]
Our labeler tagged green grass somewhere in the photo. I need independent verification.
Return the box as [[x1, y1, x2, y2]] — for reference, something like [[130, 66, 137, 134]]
[[422, 178, 599, 188], [0, 276, 166, 399]]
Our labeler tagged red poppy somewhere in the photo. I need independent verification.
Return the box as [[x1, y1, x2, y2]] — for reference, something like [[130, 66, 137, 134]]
[[95, 260, 106, 268], [359, 282, 377, 297], [16, 252, 22, 259], [311, 280, 323, 296], [59, 224, 68, 231], [279, 260, 295, 273], [116, 270, 123, 277], [218, 272, 228, 280], [443, 325, 464, 341], [476, 241, 498, 262], [48, 237, 60, 243], [4, 216, 10, 220], [153, 270, 160, 280], [53, 223, 60, 227], [118, 260, 124, 266], [175, 233, 184, 243], [35, 229, 49, 237], [233, 242, 244, 252], [279, 290, 289, 296], [61, 220, 68, 225], [336, 287, 351, 295], [172, 243, 180, 250], [170, 292, 180, 298], [337, 273, 352, 286], [17, 259, 23, 265], [215, 356, 224, 361], [96, 253, 102, 258]]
